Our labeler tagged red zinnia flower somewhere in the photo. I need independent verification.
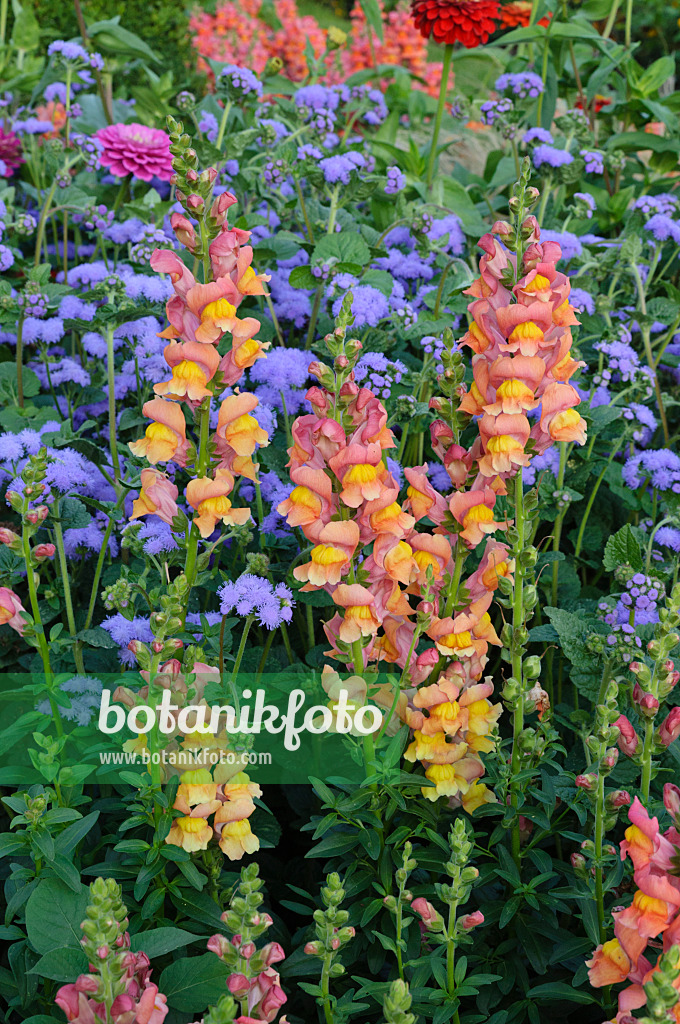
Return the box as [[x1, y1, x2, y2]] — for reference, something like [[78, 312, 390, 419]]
[[0, 126, 24, 178], [410, 0, 501, 48]]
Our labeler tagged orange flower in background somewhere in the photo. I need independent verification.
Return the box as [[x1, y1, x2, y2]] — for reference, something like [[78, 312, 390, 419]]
[[497, 1, 550, 28], [410, 0, 501, 48]]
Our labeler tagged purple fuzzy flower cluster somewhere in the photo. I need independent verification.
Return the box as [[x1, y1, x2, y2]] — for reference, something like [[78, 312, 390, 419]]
[[622, 402, 658, 445], [622, 449, 680, 493], [354, 351, 407, 399], [633, 193, 678, 217], [603, 573, 662, 628], [480, 98, 512, 126], [48, 40, 104, 70], [101, 614, 154, 666], [319, 151, 366, 185], [218, 574, 294, 629], [218, 65, 263, 99], [495, 72, 544, 98], [532, 145, 574, 170], [581, 149, 604, 174], [385, 166, 406, 195]]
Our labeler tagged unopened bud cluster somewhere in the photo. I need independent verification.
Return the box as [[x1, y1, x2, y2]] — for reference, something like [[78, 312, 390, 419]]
[[79, 878, 130, 1005], [304, 873, 355, 969]]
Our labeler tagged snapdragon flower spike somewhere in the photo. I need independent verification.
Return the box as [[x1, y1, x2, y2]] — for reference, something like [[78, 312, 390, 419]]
[[457, 216, 587, 491], [587, 797, 680, 1021], [129, 189, 270, 537]]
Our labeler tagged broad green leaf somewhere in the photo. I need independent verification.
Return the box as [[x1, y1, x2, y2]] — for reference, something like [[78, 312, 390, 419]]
[[28, 947, 88, 982], [603, 524, 644, 573], [25, 878, 89, 954], [159, 953, 230, 1012], [130, 927, 203, 959]]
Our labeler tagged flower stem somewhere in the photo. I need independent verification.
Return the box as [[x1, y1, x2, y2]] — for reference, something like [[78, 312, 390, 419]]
[[594, 769, 606, 943], [305, 287, 323, 349], [183, 398, 212, 610], [22, 505, 60, 733], [603, 0, 621, 37], [215, 100, 233, 151], [625, 0, 633, 46], [426, 43, 454, 190], [15, 312, 25, 409], [33, 178, 60, 268], [574, 441, 623, 558], [510, 468, 526, 866], [105, 324, 122, 493], [52, 497, 85, 674]]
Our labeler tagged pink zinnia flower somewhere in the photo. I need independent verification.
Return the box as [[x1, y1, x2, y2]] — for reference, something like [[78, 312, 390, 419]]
[[95, 122, 173, 182], [0, 126, 23, 177]]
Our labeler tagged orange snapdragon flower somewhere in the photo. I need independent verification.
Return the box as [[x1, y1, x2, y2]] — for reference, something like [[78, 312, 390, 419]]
[[129, 398, 189, 465], [186, 469, 251, 538]]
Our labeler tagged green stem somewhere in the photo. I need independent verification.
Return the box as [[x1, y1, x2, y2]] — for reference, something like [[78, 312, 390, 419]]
[[640, 718, 654, 802], [84, 490, 127, 630], [536, 32, 551, 125], [305, 287, 323, 349], [15, 312, 25, 409], [646, 516, 673, 572], [294, 176, 315, 243], [603, 0, 621, 37], [327, 185, 340, 234], [446, 900, 459, 999], [574, 442, 623, 558], [550, 443, 569, 608], [624, 0, 632, 47], [320, 954, 334, 1024], [631, 262, 670, 445], [229, 615, 254, 703], [105, 324, 122, 492], [52, 498, 85, 673], [594, 767, 606, 942], [537, 176, 552, 222], [510, 469, 526, 866], [183, 398, 212, 607], [215, 100, 233, 151], [33, 178, 60, 268], [0, 0, 7, 45], [426, 43, 454, 189], [22, 508, 61, 734]]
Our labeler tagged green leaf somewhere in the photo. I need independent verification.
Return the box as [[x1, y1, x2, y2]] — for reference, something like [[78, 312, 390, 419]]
[[28, 947, 88, 982], [288, 265, 317, 289], [48, 855, 83, 893], [635, 56, 675, 98], [498, 896, 520, 929], [130, 927, 203, 959], [312, 233, 371, 268], [11, 0, 40, 51], [603, 524, 644, 573], [75, 627, 118, 649], [87, 18, 159, 63], [0, 832, 28, 857], [58, 498, 91, 531], [359, 0, 384, 42], [54, 811, 100, 855], [159, 953, 230, 1012], [25, 878, 89, 954], [527, 982, 597, 1004], [0, 362, 41, 400]]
